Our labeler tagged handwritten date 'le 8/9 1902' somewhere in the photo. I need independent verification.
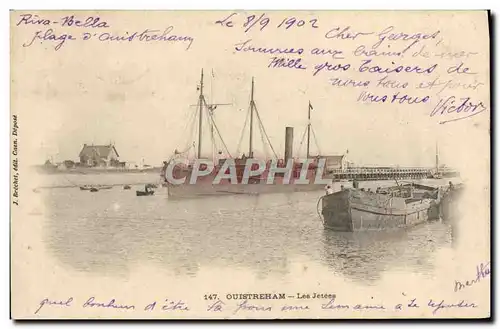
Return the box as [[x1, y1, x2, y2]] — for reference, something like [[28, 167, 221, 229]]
[[215, 12, 319, 33]]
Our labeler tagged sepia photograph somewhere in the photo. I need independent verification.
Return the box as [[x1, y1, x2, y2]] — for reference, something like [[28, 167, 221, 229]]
[[10, 9, 490, 319]]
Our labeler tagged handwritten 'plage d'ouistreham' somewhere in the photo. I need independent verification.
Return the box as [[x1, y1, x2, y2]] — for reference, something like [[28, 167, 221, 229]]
[[10, 10, 490, 319]]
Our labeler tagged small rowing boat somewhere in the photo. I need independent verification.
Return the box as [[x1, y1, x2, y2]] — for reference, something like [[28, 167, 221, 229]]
[[80, 185, 113, 191], [136, 190, 155, 196]]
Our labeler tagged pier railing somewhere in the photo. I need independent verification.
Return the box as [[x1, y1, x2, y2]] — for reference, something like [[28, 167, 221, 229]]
[[327, 167, 459, 180]]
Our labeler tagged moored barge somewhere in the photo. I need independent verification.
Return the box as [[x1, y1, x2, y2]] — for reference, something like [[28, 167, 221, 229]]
[[320, 183, 446, 231]]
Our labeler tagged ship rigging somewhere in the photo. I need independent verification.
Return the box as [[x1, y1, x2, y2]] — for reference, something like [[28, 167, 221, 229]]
[[296, 101, 322, 159], [170, 69, 279, 164]]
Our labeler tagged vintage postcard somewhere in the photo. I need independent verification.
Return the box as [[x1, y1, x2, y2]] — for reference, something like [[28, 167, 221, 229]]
[[10, 10, 490, 319]]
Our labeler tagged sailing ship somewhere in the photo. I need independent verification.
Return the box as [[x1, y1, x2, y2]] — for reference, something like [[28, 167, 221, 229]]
[[161, 69, 329, 198], [429, 142, 460, 179], [319, 182, 456, 231]]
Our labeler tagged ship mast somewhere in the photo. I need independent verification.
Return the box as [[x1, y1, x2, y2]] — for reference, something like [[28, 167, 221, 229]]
[[235, 77, 278, 160], [249, 77, 255, 158], [435, 142, 439, 174], [306, 101, 311, 159], [296, 101, 321, 159], [197, 69, 204, 158]]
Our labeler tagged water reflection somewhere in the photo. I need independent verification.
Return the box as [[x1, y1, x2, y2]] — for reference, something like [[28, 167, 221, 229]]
[[321, 223, 452, 284], [43, 184, 456, 283]]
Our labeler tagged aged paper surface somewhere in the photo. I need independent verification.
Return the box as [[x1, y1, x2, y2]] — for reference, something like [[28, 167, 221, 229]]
[[10, 10, 490, 319]]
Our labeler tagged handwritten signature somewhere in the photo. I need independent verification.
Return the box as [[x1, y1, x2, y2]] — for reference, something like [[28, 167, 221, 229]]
[[430, 96, 488, 124], [455, 262, 491, 292]]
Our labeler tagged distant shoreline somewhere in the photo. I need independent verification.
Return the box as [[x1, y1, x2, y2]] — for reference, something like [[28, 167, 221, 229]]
[[33, 167, 162, 175]]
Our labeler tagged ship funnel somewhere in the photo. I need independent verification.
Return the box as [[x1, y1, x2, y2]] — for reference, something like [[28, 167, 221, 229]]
[[284, 127, 294, 164]]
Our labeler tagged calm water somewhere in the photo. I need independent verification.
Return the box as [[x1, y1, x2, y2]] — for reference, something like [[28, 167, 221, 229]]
[[40, 174, 456, 284]]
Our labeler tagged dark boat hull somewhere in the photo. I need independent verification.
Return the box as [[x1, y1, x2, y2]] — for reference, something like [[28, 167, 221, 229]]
[[321, 189, 440, 231], [136, 191, 155, 196]]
